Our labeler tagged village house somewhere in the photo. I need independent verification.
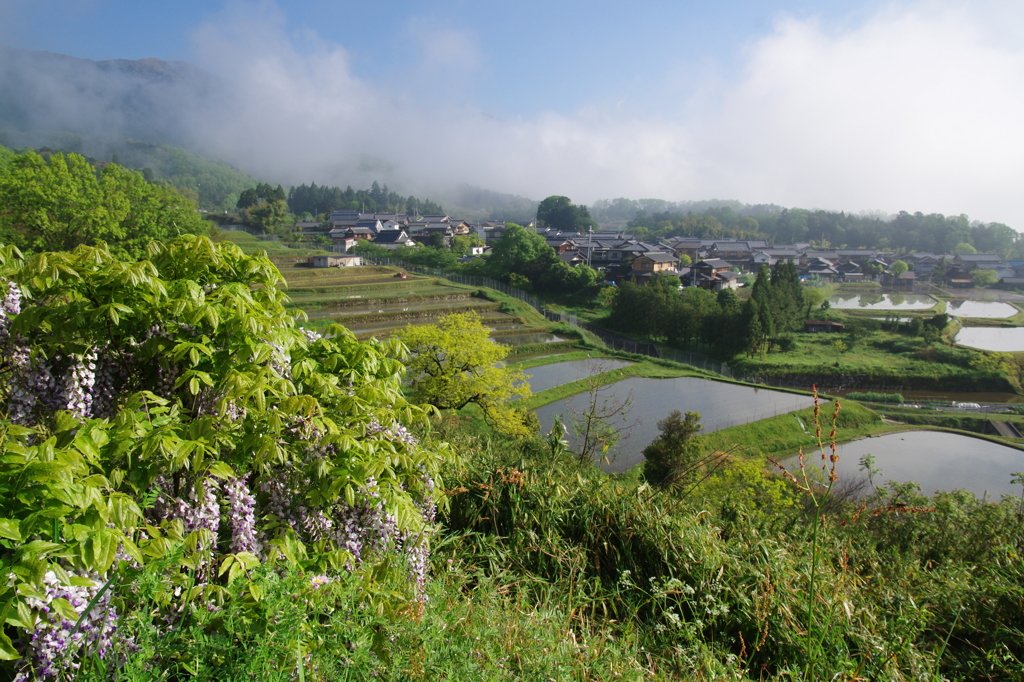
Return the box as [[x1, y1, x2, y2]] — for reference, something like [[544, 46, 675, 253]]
[[686, 259, 741, 291], [626, 252, 680, 284], [372, 230, 416, 249], [954, 253, 1004, 270]]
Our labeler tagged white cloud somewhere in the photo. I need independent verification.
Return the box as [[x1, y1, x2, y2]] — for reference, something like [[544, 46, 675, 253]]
[[189, 1, 1024, 227], [696, 2, 1024, 224]]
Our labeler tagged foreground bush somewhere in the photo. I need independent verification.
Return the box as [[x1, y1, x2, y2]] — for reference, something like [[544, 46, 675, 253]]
[[0, 237, 446, 679], [436, 408, 1024, 680]]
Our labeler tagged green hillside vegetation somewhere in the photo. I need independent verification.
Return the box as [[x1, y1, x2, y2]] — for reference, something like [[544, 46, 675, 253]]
[[0, 135, 258, 210], [110, 140, 258, 210], [0, 235, 1021, 679], [0, 150, 209, 259]]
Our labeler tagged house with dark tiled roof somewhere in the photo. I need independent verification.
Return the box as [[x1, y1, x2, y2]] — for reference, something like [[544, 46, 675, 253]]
[[685, 259, 740, 291], [627, 252, 680, 284], [345, 227, 376, 241], [800, 251, 840, 266], [804, 258, 839, 280], [954, 253, 1004, 270], [559, 249, 585, 267], [836, 249, 878, 263], [837, 261, 866, 281], [372, 230, 416, 249], [945, 265, 974, 287]]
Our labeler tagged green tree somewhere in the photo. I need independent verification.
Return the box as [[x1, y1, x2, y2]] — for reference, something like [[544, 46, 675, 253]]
[[972, 269, 999, 287], [245, 199, 291, 234], [398, 312, 532, 436], [952, 242, 977, 255], [536, 195, 597, 232], [452, 233, 484, 256], [486, 223, 558, 286], [642, 410, 706, 488], [0, 152, 206, 258], [890, 260, 909, 277]]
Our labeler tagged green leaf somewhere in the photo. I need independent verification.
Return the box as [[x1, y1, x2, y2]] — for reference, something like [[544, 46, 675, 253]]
[[50, 597, 80, 622], [206, 461, 236, 480], [0, 519, 22, 542], [82, 528, 119, 573], [0, 629, 18, 660]]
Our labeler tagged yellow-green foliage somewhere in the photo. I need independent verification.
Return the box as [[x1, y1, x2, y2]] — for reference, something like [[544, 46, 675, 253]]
[[399, 311, 533, 436]]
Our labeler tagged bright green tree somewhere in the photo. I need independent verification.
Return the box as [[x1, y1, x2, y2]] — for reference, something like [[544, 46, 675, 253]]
[[0, 152, 207, 257], [972, 269, 999, 287], [486, 223, 558, 285], [245, 199, 291, 234], [890, 260, 909, 277], [398, 311, 532, 436]]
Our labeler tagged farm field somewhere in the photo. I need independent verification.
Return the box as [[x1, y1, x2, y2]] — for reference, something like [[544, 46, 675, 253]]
[[271, 259, 559, 342]]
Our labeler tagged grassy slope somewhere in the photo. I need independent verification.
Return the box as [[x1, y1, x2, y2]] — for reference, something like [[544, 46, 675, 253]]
[[730, 329, 1017, 390]]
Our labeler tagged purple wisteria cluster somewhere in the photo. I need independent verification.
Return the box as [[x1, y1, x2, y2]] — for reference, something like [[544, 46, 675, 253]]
[[13, 571, 123, 682], [224, 476, 260, 555], [0, 281, 21, 343], [90, 349, 127, 420], [365, 419, 419, 448], [258, 465, 401, 566], [149, 476, 221, 539], [257, 421, 438, 596], [61, 350, 97, 420]]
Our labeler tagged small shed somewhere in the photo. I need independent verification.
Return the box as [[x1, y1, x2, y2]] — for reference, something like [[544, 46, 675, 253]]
[[310, 255, 362, 268], [804, 320, 845, 333]]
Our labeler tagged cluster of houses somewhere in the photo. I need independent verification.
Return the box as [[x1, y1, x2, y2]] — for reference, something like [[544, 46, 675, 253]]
[[296, 209, 493, 254], [300, 213, 1022, 290]]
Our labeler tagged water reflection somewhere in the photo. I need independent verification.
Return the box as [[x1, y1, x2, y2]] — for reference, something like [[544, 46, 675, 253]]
[[794, 431, 1024, 499], [946, 300, 1018, 319], [494, 333, 568, 346], [523, 359, 634, 394], [829, 294, 937, 310], [535, 377, 814, 472], [955, 327, 1024, 352]]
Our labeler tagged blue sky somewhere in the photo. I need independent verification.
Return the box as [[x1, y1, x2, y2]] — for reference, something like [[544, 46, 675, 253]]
[[3, 0, 1024, 227], [3, 0, 890, 117]]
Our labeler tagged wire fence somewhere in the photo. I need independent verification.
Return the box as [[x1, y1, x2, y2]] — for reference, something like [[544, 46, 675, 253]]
[[365, 256, 734, 378]]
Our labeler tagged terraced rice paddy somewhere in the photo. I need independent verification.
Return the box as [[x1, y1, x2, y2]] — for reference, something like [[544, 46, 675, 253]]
[[273, 260, 554, 341]]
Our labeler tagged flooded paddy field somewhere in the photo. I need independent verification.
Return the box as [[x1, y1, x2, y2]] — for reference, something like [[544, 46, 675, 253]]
[[786, 430, 1024, 499], [955, 327, 1024, 352], [945, 300, 1018, 319], [829, 293, 938, 311], [522, 358, 634, 394], [535, 377, 814, 472]]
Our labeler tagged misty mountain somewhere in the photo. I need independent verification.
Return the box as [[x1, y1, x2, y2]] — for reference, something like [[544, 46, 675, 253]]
[[0, 45, 222, 149], [0, 46, 542, 218]]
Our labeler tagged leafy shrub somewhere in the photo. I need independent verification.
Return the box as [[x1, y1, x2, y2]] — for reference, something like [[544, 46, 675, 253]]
[[0, 237, 447, 678]]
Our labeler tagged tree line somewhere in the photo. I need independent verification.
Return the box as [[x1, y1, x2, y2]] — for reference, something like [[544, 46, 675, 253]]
[[606, 261, 810, 358], [286, 181, 444, 219], [626, 205, 1020, 258]]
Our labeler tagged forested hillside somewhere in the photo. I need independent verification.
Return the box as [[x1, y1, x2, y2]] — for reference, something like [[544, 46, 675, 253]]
[[624, 204, 1019, 256]]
